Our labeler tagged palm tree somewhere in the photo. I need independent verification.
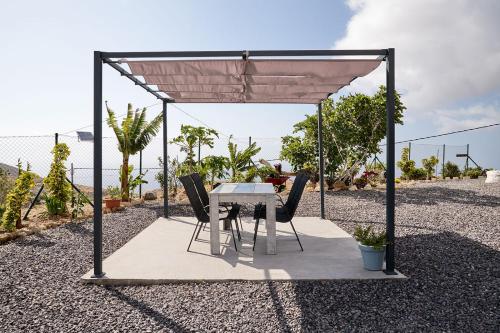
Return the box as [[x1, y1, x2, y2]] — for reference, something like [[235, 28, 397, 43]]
[[106, 102, 163, 201]]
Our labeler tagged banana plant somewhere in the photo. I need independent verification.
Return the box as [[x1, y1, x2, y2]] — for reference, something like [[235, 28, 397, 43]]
[[106, 102, 162, 201]]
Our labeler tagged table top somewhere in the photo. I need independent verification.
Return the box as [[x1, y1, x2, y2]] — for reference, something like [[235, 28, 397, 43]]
[[210, 183, 274, 195]]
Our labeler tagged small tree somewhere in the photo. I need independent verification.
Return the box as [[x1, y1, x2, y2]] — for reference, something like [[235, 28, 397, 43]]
[[202, 155, 229, 189], [44, 143, 72, 211], [106, 102, 163, 201], [422, 155, 439, 180], [1, 161, 35, 231], [227, 136, 261, 182], [397, 147, 415, 180], [170, 125, 218, 173]]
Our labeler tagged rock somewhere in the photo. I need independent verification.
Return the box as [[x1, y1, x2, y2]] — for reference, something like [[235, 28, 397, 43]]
[[143, 191, 157, 200]]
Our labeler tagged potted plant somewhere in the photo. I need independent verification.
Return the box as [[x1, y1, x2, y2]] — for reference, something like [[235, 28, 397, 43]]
[[354, 225, 387, 271], [104, 186, 121, 209]]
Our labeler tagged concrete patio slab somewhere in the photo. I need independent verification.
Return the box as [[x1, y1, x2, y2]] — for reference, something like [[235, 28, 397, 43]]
[[82, 216, 404, 284]]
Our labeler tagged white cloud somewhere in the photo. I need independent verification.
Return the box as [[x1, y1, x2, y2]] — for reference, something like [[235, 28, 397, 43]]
[[434, 103, 500, 133], [334, 0, 500, 131]]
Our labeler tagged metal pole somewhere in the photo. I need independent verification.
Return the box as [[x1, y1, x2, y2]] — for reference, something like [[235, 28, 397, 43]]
[[465, 144, 469, 171], [71, 162, 74, 208], [408, 142, 411, 161], [92, 51, 104, 278], [442, 144, 446, 179], [248, 136, 252, 167], [55, 132, 59, 145], [139, 150, 143, 198], [198, 140, 201, 165], [384, 48, 396, 275], [317, 103, 325, 219], [162, 100, 169, 218]]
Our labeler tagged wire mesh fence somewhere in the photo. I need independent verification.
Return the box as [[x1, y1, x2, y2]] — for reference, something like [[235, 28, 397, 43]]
[[0, 132, 475, 197]]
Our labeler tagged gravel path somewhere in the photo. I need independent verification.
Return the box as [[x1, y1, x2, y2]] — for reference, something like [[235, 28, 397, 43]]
[[0, 179, 499, 332]]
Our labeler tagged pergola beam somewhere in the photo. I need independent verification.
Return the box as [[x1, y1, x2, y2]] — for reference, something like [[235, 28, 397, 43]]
[[102, 49, 388, 59]]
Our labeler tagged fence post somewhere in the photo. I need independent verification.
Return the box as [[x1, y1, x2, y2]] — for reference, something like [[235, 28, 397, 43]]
[[442, 144, 446, 179], [465, 144, 469, 171], [139, 149, 143, 198], [71, 162, 74, 207], [248, 136, 252, 167], [198, 140, 201, 165], [408, 142, 411, 161], [55, 132, 59, 145]]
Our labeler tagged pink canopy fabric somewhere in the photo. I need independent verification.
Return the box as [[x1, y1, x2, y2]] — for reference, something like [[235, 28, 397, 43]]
[[125, 59, 381, 104]]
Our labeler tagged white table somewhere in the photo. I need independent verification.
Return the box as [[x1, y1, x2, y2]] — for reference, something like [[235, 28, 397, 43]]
[[209, 183, 276, 255]]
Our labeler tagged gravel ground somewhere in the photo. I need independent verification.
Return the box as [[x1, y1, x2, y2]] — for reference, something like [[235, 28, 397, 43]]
[[0, 179, 499, 332]]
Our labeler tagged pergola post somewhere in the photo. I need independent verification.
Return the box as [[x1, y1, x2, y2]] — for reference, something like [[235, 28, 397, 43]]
[[162, 100, 169, 218], [92, 51, 104, 278], [317, 102, 325, 219], [384, 48, 396, 275]]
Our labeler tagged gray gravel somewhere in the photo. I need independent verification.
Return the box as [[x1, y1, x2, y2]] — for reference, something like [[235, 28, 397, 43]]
[[0, 179, 499, 332]]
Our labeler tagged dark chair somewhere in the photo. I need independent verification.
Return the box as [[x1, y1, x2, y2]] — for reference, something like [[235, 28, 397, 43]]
[[179, 174, 240, 252], [190, 173, 242, 240], [252, 172, 309, 251]]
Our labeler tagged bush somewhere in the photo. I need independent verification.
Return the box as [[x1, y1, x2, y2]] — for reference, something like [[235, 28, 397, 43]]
[[395, 178, 401, 184], [44, 194, 66, 216], [408, 167, 427, 180], [465, 167, 482, 179], [106, 186, 121, 199], [1, 162, 35, 231], [397, 147, 415, 180], [443, 161, 461, 178], [353, 177, 367, 188], [44, 143, 71, 212], [422, 155, 439, 179], [353, 225, 386, 250], [0, 169, 15, 208]]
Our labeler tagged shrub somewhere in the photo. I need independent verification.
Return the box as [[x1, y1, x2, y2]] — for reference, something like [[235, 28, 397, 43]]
[[465, 167, 482, 179], [44, 143, 71, 213], [397, 147, 415, 180], [395, 178, 401, 184], [44, 194, 66, 216], [408, 167, 427, 180], [0, 168, 15, 208], [353, 177, 367, 188], [422, 155, 439, 179], [353, 225, 386, 250], [443, 161, 461, 178], [1, 162, 35, 231], [156, 157, 180, 197]]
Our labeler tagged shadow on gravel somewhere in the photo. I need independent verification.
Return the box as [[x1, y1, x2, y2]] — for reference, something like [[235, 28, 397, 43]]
[[330, 186, 500, 207], [62, 222, 93, 237], [15, 233, 56, 248], [292, 231, 500, 331], [104, 287, 192, 333]]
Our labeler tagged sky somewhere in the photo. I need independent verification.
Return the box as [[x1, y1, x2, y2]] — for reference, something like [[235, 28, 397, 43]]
[[1, 0, 499, 174]]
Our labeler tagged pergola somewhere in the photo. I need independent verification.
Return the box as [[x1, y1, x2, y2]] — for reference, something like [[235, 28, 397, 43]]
[[92, 49, 397, 278]]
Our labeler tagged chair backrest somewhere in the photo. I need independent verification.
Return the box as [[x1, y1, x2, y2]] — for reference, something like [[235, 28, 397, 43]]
[[179, 175, 210, 223], [284, 172, 309, 218], [191, 173, 210, 207]]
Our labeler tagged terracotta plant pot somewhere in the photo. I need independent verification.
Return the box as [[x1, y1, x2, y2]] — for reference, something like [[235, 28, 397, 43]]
[[104, 198, 121, 209]]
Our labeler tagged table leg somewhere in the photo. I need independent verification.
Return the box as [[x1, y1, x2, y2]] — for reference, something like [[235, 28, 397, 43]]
[[265, 195, 276, 255], [210, 194, 220, 255]]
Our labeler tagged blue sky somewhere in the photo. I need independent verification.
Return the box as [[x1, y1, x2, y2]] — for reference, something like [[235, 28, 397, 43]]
[[1, 0, 499, 170]]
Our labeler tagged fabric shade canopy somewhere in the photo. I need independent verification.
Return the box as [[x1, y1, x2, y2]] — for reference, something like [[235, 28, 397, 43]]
[[126, 59, 381, 104]]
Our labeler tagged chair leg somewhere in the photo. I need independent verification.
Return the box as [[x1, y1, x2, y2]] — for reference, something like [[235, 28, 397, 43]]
[[234, 217, 241, 241], [252, 218, 260, 251], [238, 213, 243, 231], [195, 221, 204, 240], [203, 223, 206, 231], [229, 221, 238, 251], [187, 220, 200, 252], [289, 220, 303, 251]]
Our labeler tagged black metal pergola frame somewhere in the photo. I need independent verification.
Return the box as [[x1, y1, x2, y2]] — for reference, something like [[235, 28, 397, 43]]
[[92, 49, 396, 278]]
